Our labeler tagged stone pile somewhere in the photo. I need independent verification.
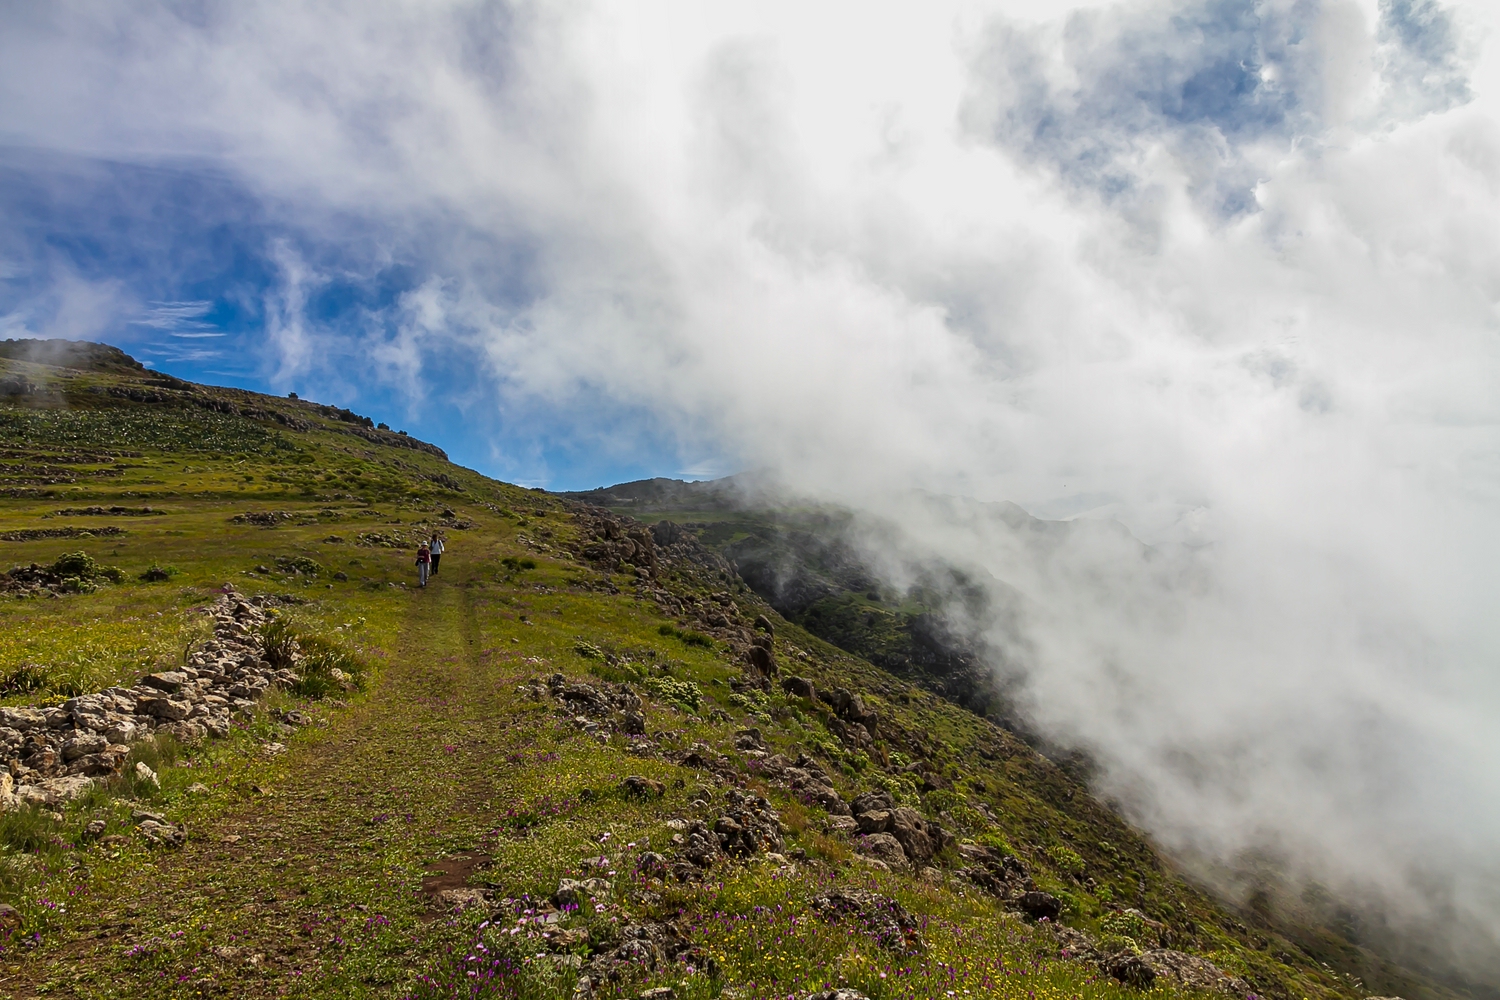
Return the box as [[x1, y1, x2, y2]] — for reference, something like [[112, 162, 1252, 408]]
[[0, 592, 302, 811]]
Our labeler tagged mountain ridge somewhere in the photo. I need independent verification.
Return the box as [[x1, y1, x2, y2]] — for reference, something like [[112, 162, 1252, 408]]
[[0, 341, 1460, 1000]]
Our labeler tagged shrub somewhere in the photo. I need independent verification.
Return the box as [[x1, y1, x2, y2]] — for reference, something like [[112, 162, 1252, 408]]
[[657, 624, 713, 648], [138, 564, 180, 582], [294, 634, 365, 699], [258, 618, 300, 670], [642, 675, 702, 711], [977, 831, 1015, 855], [1101, 909, 1149, 942], [574, 641, 605, 660], [0, 663, 46, 696], [274, 554, 322, 577], [1047, 844, 1087, 878]]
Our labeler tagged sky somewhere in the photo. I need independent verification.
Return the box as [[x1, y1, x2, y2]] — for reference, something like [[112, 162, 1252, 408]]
[[4, 0, 1500, 979]]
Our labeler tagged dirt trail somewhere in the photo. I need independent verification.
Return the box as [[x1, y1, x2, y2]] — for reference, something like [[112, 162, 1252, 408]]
[[7, 568, 524, 998]]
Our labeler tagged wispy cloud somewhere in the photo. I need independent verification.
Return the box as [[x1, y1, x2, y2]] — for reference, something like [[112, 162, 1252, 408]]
[[0, 0, 1498, 979]]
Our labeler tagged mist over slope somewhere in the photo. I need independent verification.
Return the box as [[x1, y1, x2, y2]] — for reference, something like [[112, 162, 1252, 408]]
[[567, 474, 1500, 991], [3, 0, 1500, 990]]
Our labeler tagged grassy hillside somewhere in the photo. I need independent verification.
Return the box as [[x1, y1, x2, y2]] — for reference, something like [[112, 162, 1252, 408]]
[[0, 342, 1436, 1000]]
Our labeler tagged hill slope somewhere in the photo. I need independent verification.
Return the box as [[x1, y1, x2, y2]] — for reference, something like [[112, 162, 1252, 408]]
[[0, 341, 1437, 1000]]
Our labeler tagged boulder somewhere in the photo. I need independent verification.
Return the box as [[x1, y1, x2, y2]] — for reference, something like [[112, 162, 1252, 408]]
[[622, 775, 665, 798], [781, 676, 816, 700], [1106, 949, 1249, 994], [856, 832, 910, 870], [850, 790, 895, 815], [141, 671, 190, 693], [1019, 891, 1062, 922], [888, 806, 948, 864], [811, 889, 922, 951]]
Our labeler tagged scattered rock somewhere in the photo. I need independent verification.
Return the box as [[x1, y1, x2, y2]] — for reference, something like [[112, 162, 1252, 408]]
[[811, 889, 923, 952], [134, 762, 160, 788], [433, 888, 492, 911], [1018, 891, 1062, 922], [804, 992, 869, 1000], [622, 775, 665, 798], [855, 832, 909, 870], [1105, 950, 1249, 994], [554, 878, 612, 908], [780, 675, 816, 700]]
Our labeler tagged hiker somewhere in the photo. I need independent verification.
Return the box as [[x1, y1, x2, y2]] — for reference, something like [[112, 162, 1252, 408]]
[[416, 542, 431, 587], [430, 532, 445, 575]]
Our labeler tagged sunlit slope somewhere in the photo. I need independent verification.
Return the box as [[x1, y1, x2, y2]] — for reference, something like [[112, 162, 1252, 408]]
[[0, 341, 1441, 1000]]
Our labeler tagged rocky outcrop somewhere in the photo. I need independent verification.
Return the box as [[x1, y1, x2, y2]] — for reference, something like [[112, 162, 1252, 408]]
[[1105, 949, 1250, 994], [955, 841, 1033, 900], [811, 889, 923, 952], [713, 789, 784, 857], [543, 674, 647, 738], [0, 591, 307, 814], [847, 790, 952, 866], [577, 512, 658, 577]]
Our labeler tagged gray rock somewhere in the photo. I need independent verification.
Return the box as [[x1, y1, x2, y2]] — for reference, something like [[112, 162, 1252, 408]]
[[0, 708, 45, 731], [811, 889, 922, 951], [1105, 949, 1250, 994], [138, 696, 192, 721], [141, 671, 189, 693], [856, 832, 909, 869], [61, 733, 108, 762]]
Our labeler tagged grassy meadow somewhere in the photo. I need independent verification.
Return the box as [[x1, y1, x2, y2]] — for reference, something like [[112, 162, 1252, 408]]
[[0, 351, 1420, 1000]]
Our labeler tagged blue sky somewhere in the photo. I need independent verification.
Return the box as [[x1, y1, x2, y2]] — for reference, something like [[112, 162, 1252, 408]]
[[0, 147, 706, 490], [5, 0, 1500, 962]]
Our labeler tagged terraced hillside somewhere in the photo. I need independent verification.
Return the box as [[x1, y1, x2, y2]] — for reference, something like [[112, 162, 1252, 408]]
[[0, 340, 1434, 1000]]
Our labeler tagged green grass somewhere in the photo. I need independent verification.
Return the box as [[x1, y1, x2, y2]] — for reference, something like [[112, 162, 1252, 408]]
[[0, 353, 1434, 1000]]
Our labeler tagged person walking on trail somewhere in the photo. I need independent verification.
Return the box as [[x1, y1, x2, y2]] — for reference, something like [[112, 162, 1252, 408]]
[[430, 533, 445, 575], [416, 542, 431, 588]]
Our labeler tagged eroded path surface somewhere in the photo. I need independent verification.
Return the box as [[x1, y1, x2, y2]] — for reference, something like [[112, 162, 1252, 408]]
[[7, 567, 537, 998]]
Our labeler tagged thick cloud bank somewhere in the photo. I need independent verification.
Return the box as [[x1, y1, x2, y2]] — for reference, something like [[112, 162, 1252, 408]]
[[3, 0, 1500, 980]]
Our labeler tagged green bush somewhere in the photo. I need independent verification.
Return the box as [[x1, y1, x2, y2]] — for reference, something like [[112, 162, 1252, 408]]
[[0, 663, 46, 696], [259, 618, 300, 669], [50, 551, 97, 578], [1097, 933, 1141, 956], [923, 788, 963, 814], [294, 634, 366, 699], [642, 675, 702, 711], [977, 831, 1015, 855], [138, 564, 180, 582], [658, 624, 713, 648], [274, 554, 322, 577], [1047, 844, 1087, 877], [1101, 909, 1149, 941]]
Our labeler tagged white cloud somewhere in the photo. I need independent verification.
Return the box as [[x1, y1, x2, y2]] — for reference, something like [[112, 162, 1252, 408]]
[[2, 0, 1500, 977]]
